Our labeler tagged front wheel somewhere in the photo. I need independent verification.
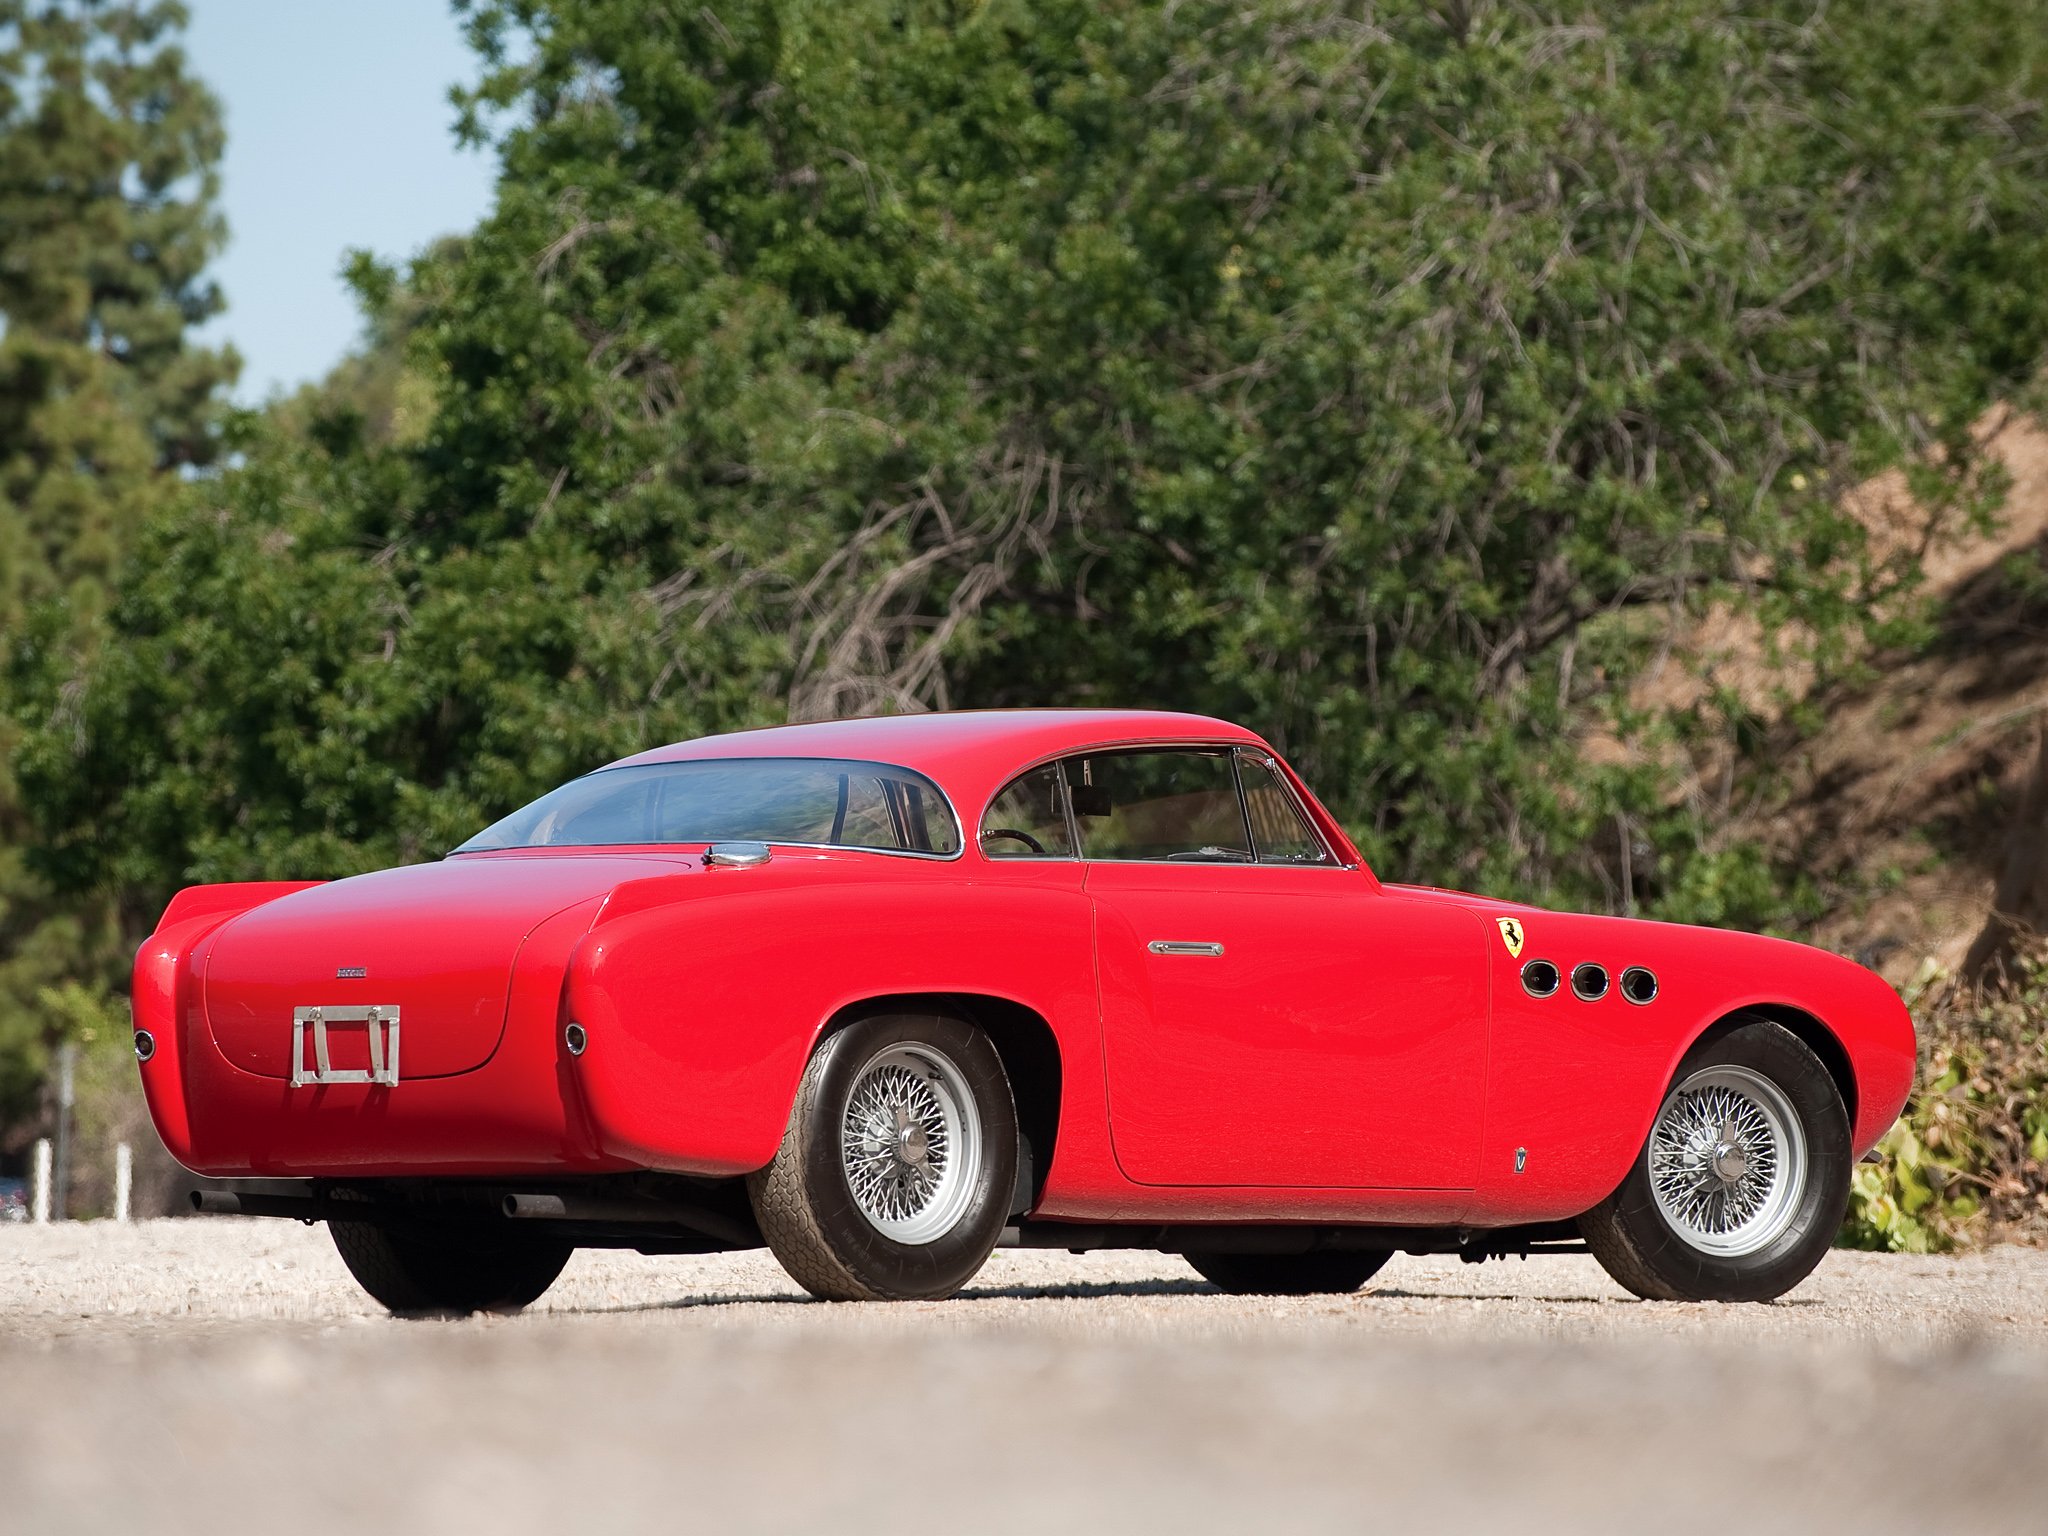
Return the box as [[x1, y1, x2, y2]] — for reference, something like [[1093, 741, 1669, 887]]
[[748, 1013, 1018, 1301], [1580, 1018, 1851, 1303], [329, 1220, 571, 1318]]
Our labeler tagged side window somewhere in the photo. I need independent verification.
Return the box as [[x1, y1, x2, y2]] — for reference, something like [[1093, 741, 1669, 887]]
[[887, 777, 961, 854], [1066, 750, 1253, 862], [979, 764, 1075, 858], [1238, 752, 1333, 865]]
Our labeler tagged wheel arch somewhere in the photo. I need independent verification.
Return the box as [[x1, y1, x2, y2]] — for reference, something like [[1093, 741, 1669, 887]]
[[820, 991, 1063, 1214], [1694, 1003, 1858, 1129]]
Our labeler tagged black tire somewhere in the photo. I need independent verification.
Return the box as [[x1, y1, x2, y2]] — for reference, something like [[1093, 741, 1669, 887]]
[[329, 1219, 572, 1317], [747, 1012, 1018, 1302], [1184, 1249, 1391, 1296], [1579, 1018, 1851, 1303]]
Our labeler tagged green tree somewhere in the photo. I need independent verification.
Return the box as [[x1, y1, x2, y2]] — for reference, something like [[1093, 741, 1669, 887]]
[[16, 0, 2048, 960], [0, 0, 231, 1127]]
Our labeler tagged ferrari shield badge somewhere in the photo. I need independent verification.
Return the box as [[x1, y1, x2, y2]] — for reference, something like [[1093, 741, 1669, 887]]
[[1496, 917, 1525, 958]]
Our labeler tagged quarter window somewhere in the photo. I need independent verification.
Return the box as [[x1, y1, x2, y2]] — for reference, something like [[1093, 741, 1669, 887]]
[[979, 764, 1075, 858], [1064, 750, 1253, 863], [1238, 752, 1332, 865]]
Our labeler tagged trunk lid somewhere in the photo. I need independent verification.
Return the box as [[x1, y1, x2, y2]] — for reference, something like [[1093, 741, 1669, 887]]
[[204, 854, 687, 1080]]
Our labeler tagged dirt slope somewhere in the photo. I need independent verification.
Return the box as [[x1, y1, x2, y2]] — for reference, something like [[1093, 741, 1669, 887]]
[[1708, 408, 2048, 983]]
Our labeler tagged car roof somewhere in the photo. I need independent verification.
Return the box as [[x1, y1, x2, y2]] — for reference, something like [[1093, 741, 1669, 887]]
[[611, 709, 1263, 783], [604, 708, 1364, 872]]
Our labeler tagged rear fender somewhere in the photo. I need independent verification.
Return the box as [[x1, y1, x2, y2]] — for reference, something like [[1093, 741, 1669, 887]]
[[132, 881, 325, 1166], [564, 874, 1096, 1177]]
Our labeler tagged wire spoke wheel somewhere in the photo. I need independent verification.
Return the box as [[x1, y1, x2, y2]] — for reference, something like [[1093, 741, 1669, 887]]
[[838, 1043, 983, 1245], [1647, 1064, 1807, 1258]]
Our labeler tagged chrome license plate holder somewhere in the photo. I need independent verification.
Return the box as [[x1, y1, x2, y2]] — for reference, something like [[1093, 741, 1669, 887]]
[[291, 1005, 400, 1088]]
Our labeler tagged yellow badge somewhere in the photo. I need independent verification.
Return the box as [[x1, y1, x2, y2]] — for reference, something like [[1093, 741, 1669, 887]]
[[1496, 917, 1525, 959]]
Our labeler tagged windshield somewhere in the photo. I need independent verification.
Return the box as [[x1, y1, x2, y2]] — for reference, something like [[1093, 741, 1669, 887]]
[[454, 757, 961, 855]]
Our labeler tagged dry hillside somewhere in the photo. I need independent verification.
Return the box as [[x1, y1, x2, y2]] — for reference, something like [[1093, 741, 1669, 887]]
[[1716, 408, 2048, 985]]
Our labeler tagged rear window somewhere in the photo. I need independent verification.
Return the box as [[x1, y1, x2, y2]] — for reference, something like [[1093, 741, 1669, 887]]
[[455, 758, 961, 855]]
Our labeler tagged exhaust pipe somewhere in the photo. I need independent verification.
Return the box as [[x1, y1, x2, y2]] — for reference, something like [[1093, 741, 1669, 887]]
[[192, 1188, 338, 1221]]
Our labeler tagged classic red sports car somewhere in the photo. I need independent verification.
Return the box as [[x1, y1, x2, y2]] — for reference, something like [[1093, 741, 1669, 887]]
[[134, 710, 1914, 1313]]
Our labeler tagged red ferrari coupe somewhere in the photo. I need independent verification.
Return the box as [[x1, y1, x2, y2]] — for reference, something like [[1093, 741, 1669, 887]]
[[134, 710, 1914, 1313]]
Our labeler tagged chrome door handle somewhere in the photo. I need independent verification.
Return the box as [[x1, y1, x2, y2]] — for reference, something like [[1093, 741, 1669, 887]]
[[1148, 940, 1224, 957]]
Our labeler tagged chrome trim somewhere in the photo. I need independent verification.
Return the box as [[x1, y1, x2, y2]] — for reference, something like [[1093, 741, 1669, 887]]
[[133, 1031, 156, 1063], [291, 1005, 400, 1088], [1520, 959, 1561, 999], [704, 840, 773, 868], [728, 839, 953, 861], [1148, 940, 1225, 957], [1569, 963, 1610, 1002], [564, 1021, 588, 1056], [1620, 966, 1660, 1005], [456, 838, 959, 863]]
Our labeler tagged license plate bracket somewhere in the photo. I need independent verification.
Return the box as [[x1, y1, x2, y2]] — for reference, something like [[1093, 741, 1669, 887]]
[[291, 1005, 401, 1088]]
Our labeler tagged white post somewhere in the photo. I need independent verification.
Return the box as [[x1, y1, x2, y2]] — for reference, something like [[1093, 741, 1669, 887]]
[[30, 1138, 51, 1224], [115, 1143, 133, 1224]]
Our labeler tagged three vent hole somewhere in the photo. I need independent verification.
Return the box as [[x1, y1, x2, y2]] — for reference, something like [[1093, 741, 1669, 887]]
[[1619, 966, 1659, 1005]]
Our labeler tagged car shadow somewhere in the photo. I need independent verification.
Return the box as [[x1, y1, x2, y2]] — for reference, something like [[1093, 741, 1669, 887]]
[[551, 1276, 1220, 1316], [544, 1279, 1822, 1317], [956, 1277, 1215, 1301], [546, 1291, 817, 1315], [1367, 1287, 1822, 1307]]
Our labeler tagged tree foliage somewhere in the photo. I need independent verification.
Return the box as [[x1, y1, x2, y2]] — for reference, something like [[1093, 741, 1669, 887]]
[[0, 0, 230, 1125], [16, 0, 2048, 965]]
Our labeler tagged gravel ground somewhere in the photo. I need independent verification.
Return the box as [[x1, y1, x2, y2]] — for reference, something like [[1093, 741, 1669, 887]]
[[4, 1219, 2046, 1534]]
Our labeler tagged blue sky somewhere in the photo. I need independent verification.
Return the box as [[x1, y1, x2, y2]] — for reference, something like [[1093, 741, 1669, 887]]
[[184, 3, 498, 403]]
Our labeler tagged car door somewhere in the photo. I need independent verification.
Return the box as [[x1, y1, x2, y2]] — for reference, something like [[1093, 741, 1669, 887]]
[[1081, 746, 1491, 1189]]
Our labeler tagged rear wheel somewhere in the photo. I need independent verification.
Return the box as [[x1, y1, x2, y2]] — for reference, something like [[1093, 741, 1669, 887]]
[[1580, 1018, 1850, 1303], [329, 1220, 571, 1317], [748, 1012, 1018, 1301], [1184, 1250, 1390, 1296]]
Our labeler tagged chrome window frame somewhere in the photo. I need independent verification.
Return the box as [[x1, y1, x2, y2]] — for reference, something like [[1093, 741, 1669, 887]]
[[975, 740, 1350, 870]]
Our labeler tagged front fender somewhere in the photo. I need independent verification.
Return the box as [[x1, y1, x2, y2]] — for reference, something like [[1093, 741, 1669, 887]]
[[1470, 914, 1914, 1223]]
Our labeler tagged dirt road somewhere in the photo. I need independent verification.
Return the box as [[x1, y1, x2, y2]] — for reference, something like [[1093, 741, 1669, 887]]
[[3, 1220, 2045, 1534]]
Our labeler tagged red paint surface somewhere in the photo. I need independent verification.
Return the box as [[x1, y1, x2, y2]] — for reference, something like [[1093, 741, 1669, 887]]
[[132, 709, 1917, 1228]]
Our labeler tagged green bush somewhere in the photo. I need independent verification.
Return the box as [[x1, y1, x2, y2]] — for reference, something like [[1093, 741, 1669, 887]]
[[1843, 963, 2048, 1252]]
